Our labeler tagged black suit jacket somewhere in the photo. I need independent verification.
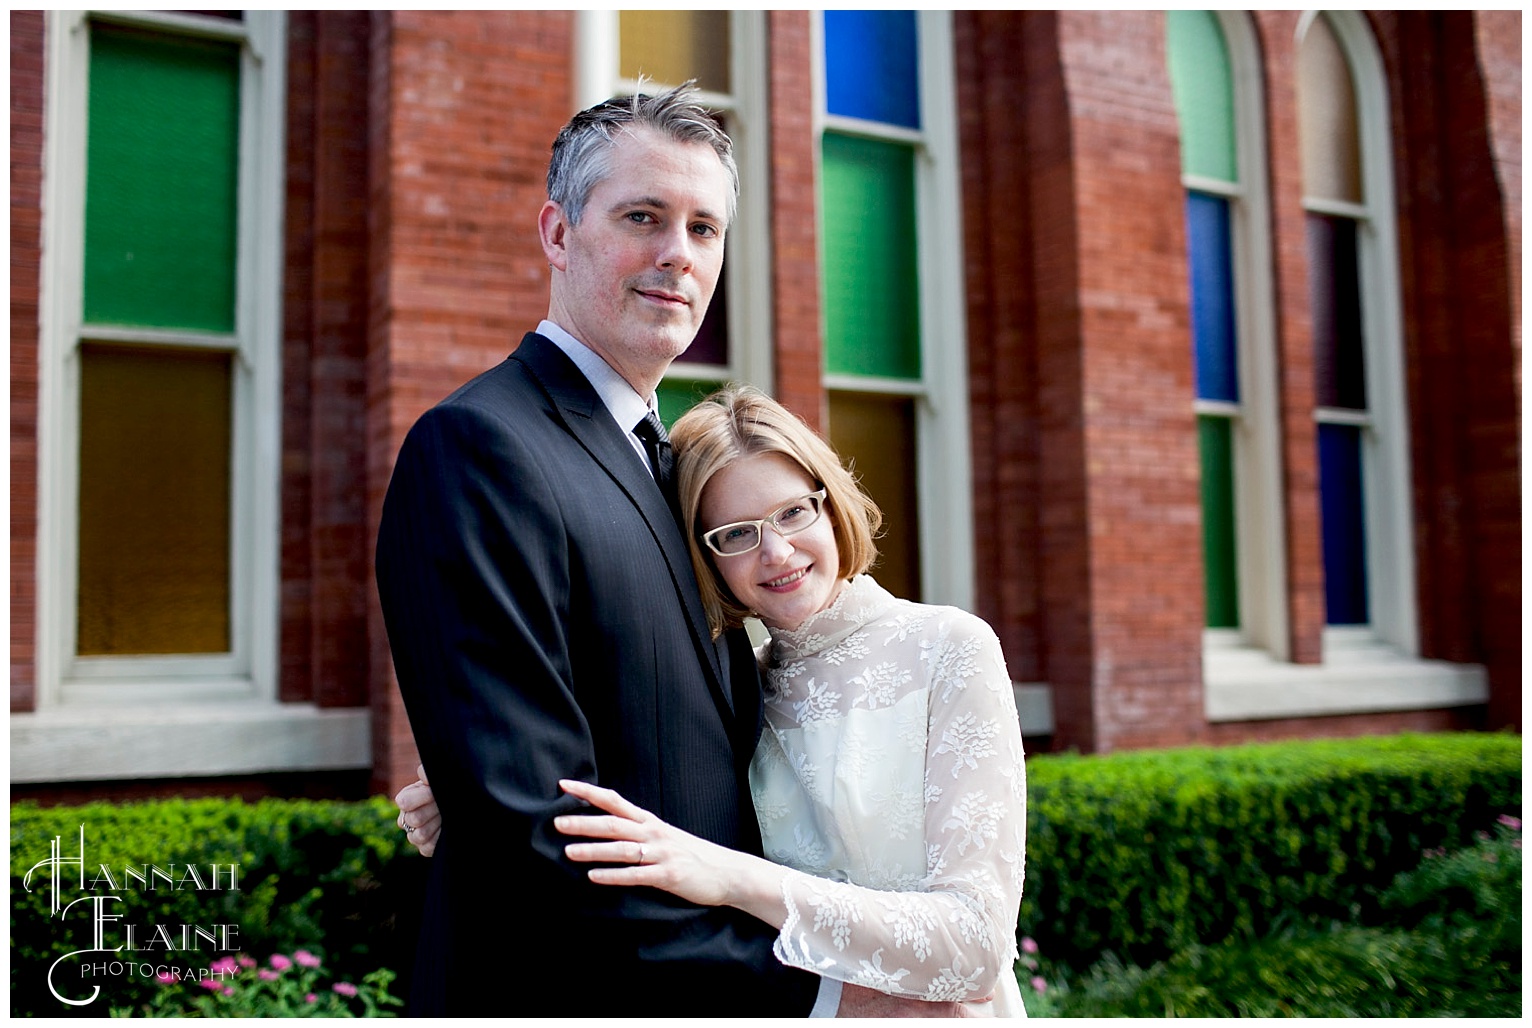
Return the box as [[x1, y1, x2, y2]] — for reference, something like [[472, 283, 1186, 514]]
[[376, 333, 820, 1016]]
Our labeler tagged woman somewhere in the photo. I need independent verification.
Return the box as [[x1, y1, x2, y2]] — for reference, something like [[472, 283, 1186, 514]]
[[398, 386, 1027, 1016]]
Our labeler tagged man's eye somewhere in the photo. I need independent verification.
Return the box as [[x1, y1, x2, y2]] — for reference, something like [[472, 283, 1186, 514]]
[[626, 211, 656, 224], [691, 223, 720, 238]]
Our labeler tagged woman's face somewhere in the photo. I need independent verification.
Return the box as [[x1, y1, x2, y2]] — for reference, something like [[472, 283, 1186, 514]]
[[698, 452, 843, 633]]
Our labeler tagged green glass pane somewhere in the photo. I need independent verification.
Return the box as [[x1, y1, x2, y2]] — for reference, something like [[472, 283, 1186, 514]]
[[1199, 414, 1239, 628], [77, 344, 232, 655], [84, 25, 240, 332], [1166, 11, 1237, 183], [820, 133, 921, 380], [655, 378, 725, 427]]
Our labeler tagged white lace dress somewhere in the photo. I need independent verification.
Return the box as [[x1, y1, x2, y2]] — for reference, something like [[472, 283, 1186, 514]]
[[750, 575, 1028, 1017]]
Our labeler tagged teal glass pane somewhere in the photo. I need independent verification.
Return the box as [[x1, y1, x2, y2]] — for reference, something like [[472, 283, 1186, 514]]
[[1198, 415, 1239, 628], [655, 378, 724, 428], [820, 133, 920, 380], [85, 24, 240, 332], [1166, 11, 1237, 183], [824, 10, 920, 129]]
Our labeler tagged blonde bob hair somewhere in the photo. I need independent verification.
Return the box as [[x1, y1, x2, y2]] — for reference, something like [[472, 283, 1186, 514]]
[[671, 385, 882, 637]]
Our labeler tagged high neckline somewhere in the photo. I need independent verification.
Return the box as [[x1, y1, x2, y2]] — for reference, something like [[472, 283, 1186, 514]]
[[767, 575, 899, 662]]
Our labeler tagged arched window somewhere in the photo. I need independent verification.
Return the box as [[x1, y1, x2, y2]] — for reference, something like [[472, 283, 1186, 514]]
[[1296, 11, 1417, 655], [1167, 11, 1287, 658]]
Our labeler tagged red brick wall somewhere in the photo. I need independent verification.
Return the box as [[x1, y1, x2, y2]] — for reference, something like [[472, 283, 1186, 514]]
[[957, 12, 1045, 685], [1207, 706, 1482, 747], [11, 11, 44, 714], [364, 10, 575, 795], [1371, 12, 1521, 730], [767, 11, 825, 433]]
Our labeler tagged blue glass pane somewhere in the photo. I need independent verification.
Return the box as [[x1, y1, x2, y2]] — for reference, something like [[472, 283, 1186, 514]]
[[824, 10, 920, 129], [1318, 423, 1368, 625], [1186, 192, 1238, 402]]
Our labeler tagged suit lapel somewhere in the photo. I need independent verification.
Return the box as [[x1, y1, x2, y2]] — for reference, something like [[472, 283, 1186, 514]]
[[511, 333, 731, 708]]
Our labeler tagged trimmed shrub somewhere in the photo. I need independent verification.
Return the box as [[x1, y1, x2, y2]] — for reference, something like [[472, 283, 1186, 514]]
[[10, 797, 424, 1018], [1019, 731, 1522, 969]]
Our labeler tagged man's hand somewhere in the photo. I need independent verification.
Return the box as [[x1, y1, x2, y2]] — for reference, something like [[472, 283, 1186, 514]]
[[395, 764, 442, 857], [837, 984, 988, 1018]]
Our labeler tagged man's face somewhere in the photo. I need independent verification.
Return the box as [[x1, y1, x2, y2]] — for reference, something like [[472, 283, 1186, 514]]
[[541, 127, 732, 394]]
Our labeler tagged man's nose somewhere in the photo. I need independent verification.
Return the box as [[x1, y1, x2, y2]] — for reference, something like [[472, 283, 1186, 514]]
[[655, 224, 695, 273]]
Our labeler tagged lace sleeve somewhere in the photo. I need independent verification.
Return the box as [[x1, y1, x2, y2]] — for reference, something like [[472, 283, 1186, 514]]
[[770, 613, 1028, 1002]]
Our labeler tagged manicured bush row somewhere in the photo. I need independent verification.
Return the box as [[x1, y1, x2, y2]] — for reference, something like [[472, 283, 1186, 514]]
[[11, 731, 1520, 1015], [1018, 731, 1522, 970], [10, 796, 425, 1018]]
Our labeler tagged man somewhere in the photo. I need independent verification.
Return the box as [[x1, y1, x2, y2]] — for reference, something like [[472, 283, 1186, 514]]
[[376, 85, 829, 1016]]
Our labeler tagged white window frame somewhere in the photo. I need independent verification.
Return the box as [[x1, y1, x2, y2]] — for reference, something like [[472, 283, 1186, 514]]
[[1204, 10, 1485, 721], [813, 9, 975, 612], [17, 10, 368, 782], [574, 9, 774, 396]]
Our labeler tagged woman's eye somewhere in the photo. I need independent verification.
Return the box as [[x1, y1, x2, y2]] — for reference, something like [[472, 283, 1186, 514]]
[[777, 505, 807, 524]]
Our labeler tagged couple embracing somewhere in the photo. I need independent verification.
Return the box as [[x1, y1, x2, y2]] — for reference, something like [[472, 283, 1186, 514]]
[[376, 83, 1027, 1018]]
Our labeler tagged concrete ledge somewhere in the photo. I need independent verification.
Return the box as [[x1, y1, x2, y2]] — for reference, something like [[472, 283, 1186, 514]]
[[1205, 642, 1488, 722], [11, 703, 372, 783]]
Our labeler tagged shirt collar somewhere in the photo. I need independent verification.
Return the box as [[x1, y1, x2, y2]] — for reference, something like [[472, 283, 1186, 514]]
[[537, 319, 656, 433]]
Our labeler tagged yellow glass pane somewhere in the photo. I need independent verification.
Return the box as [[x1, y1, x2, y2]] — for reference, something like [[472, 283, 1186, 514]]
[[827, 391, 921, 602], [1297, 15, 1362, 204], [619, 10, 730, 93], [77, 344, 232, 655]]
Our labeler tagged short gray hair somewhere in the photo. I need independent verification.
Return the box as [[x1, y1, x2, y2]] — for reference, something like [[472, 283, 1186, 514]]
[[546, 81, 739, 226]]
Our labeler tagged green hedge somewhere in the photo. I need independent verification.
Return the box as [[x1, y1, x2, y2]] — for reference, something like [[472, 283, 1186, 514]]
[[10, 796, 425, 1018], [1019, 731, 1522, 970], [11, 731, 1521, 1016]]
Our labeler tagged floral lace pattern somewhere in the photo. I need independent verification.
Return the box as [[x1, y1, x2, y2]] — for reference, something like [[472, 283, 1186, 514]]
[[752, 576, 1027, 1016]]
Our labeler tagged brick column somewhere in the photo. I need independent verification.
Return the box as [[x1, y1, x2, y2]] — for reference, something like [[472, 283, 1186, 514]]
[[767, 11, 825, 433], [1035, 12, 1207, 752]]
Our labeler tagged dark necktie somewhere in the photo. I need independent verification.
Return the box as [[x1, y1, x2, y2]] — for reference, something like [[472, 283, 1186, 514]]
[[633, 411, 676, 499]]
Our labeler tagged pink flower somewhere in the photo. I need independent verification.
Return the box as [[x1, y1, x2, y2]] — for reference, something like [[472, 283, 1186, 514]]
[[333, 982, 358, 997], [237, 955, 256, 969], [269, 954, 293, 971], [222, 986, 235, 997], [156, 970, 177, 984], [258, 969, 279, 981], [1031, 977, 1048, 994], [294, 949, 322, 968], [306, 993, 319, 1004], [1020, 937, 1039, 955], [1498, 814, 1521, 831], [210, 956, 238, 976], [198, 979, 224, 992]]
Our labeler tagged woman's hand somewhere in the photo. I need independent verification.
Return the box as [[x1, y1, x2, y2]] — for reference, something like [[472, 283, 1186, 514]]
[[395, 765, 442, 857], [556, 779, 781, 912]]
